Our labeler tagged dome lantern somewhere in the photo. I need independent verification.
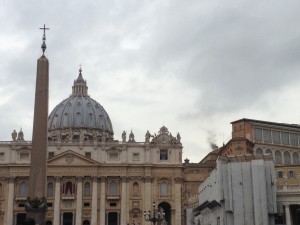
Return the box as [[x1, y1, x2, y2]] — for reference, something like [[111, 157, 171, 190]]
[[72, 66, 88, 96]]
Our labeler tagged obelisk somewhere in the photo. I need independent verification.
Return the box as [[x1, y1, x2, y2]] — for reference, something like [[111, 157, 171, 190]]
[[25, 24, 49, 225]]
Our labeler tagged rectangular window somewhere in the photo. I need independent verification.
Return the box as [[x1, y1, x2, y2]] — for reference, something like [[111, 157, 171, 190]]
[[272, 130, 281, 144], [290, 133, 298, 146], [0, 152, 4, 160], [160, 149, 168, 160], [288, 170, 294, 178], [277, 171, 283, 179], [85, 152, 91, 158], [282, 132, 290, 146], [48, 152, 54, 159], [109, 153, 119, 160], [84, 202, 90, 207], [263, 129, 271, 143], [110, 202, 117, 207], [47, 203, 53, 208], [254, 128, 262, 141], [132, 153, 140, 161]]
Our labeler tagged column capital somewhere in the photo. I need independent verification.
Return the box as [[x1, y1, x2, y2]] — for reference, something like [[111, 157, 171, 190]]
[[76, 176, 83, 182], [55, 176, 62, 182], [92, 176, 98, 182], [99, 176, 106, 182], [174, 177, 183, 184], [8, 176, 15, 183], [121, 176, 129, 182], [142, 176, 153, 183]]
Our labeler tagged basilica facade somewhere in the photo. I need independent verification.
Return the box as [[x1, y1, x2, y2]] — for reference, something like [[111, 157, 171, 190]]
[[0, 68, 183, 225]]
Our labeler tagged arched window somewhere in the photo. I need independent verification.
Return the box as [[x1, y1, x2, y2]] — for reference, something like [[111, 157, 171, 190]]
[[256, 148, 263, 156], [65, 181, 73, 195], [19, 182, 27, 196], [160, 181, 168, 196], [84, 182, 91, 196], [266, 149, 272, 155], [110, 181, 117, 195], [293, 152, 299, 165], [275, 150, 282, 164], [133, 182, 139, 195], [284, 151, 291, 165], [47, 182, 54, 197]]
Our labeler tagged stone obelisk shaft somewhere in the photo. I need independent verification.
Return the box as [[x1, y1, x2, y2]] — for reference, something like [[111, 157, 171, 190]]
[[27, 55, 49, 224]]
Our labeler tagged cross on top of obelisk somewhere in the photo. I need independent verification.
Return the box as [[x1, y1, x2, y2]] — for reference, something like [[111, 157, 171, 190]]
[[39, 24, 49, 55]]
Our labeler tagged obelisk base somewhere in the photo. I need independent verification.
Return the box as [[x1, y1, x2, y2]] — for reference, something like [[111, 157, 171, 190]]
[[25, 196, 48, 225], [26, 212, 46, 225]]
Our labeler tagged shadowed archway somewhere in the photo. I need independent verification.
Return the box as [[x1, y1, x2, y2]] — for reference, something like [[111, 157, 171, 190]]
[[158, 202, 171, 225]]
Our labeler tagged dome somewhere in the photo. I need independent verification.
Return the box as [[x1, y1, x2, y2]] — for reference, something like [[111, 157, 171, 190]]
[[48, 95, 113, 134], [48, 68, 113, 139]]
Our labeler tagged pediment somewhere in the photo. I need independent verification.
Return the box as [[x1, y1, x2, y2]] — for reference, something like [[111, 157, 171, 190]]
[[47, 150, 99, 166]]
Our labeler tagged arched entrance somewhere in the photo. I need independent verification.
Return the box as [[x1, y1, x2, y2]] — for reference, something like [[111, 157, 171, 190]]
[[83, 220, 90, 225], [46, 221, 53, 225], [290, 204, 300, 224], [158, 202, 171, 225]]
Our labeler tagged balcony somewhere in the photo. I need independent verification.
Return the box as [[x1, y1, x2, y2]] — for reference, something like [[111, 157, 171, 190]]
[[61, 194, 75, 200], [106, 194, 120, 200], [15, 195, 27, 201]]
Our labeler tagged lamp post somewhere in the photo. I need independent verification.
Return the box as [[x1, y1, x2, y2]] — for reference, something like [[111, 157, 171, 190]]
[[127, 219, 140, 225], [144, 202, 165, 225]]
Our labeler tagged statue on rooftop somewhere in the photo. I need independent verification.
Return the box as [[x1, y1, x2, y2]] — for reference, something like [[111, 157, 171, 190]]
[[11, 130, 17, 141], [122, 131, 126, 142], [145, 130, 151, 143], [17, 129, 24, 141]]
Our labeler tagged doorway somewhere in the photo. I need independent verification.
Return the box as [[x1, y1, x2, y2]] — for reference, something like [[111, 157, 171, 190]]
[[108, 212, 118, 225], [158, 202, 171, 225], [63, 212, 73, 225], [16, 213, 26, 225]]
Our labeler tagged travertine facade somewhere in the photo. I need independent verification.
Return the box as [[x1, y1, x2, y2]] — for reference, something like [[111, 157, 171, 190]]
[[0, 69, 184, 225]]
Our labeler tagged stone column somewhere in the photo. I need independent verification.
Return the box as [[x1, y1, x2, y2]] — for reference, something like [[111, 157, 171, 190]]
[[73, 213, 76, 225], [285, 204, 292, 225], [91, 177, 98, 225], [75, 177, 83, 225], [144, 177, 152, 211], [100, 177, 106, 225], [174, 177, 182, 225], [6, 177, 15, 225], [53, 177, 61, 225], [121, 177, 127, 224]]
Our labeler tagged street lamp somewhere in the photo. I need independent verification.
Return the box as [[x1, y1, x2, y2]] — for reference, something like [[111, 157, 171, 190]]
[[144, 202, 165, 225], [128, 219, 140, 225]]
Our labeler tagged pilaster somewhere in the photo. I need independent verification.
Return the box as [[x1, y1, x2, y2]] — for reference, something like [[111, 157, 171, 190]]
[[75, 177, 83, 225], [6, 177, 15, 225], [285, 204, 291, 225], [100, 176, 106, 225], [91, 177, 98, 225], [53, 176, 61, 225]]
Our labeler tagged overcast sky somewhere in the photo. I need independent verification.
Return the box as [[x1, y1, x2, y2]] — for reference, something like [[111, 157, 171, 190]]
[[1, 0, 300, 162]]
